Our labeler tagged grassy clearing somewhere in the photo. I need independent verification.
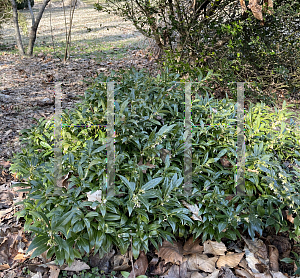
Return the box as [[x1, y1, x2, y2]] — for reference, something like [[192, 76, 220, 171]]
[[0, 0, 149, 61]]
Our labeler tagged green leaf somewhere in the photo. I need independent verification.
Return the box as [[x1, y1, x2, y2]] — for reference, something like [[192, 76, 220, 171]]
[[141, 177, 163, 191], [26, 235, 50, 254], [118, 175, 135, 193], [30, 243, 50, 259], [281, 257, 294, 264], [218, 222, 227, 233], [121, 271, 130, 278]]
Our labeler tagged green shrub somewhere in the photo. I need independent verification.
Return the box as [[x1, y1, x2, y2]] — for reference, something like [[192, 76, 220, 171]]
[[10, 68, 300, 266], [100, 0, 300, 100]]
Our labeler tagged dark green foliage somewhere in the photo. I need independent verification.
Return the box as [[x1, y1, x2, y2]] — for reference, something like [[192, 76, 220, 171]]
[[17, 0, 34, 10], [10, 68, 300, 266]]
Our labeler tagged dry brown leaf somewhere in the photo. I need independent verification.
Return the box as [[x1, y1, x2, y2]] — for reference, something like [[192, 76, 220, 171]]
[[242, 236, 268, 263], [128, 251, 148, 278], [204, 240, 227, 256], [248, 0, 263, 21], [191, 272, 206, 278], [113, 253, 131, 271], [161, 264, 180, 278], [13, 253, 26, 262], [218, 267, 237, 278], [239, 258, 249, 269], [62, 260, 90, 271], [0, 160, 10, 168], [285, 211, 294, 224], [150, 261, 167, 276], [49, 265, 61, 278], [181, 201, 202, 221], [270, 271, 288, 278], [244, 248, 260, 274], [220, 155, 233, 168], [187, 254, 217, 273], [207, 270, 220, 278], [56, 171, 72, 188], [253, 273, 272, 278], [268, 245, 279, 272], [183, 237, 204, 255], [156, 240, 183, 265], [240, 0, 247, 12], [216, 252, 245, 268], [235, 268, 254, 278], [0, 263, 10, 270]]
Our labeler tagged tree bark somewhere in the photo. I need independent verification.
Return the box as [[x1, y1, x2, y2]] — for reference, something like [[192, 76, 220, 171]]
[[28, 0, 35, 26], [10, 0, 25, 56], [26, 0, 50, 56]]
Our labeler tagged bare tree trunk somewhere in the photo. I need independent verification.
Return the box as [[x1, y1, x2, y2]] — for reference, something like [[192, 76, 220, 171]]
[[10, 0, 25, 56], [26, 0, 50, 56], [63, 0, 77, 62], [28, 0, 35, 26]]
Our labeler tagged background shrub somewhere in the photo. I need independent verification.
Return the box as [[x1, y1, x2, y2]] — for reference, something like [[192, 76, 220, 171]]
[[97, 0, 300, 101]]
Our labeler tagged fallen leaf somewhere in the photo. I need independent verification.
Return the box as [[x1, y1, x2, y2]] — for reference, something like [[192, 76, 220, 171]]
[[285, 210, 294, 224], [207, 269, 220, 278], [270, 271, 288, 278], [216, 252, 245, 268], [242, 236, 268, 263], [49, 265, 60, 278], [128, 251, 148, 278], [0, 264, 10, 270], [253, 273, 272, 278], [13, 253, 26, 262], [204, 240, 227, 256], [56, 171, 72, 188], [244, 248, 260, 274], [268, 245, 279, 272], [183, 237, 204, 255], [150, 261, 166, 275], [86, 190, 102, 205], [218, 267, 237, 278], [181, 201, 202, 222], [161, 264, 180, 278], [0, 160, 10, 168], [156, 240, 184, 265], [235, 268, 254, 278], [187, 254, 217, 273], [62, 260, 90, 271], [191, 272, 206, 278], [220, 155, 232, 168], [113, 253, 131, 271]]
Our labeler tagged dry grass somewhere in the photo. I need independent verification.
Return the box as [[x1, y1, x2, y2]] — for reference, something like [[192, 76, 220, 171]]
[[0, 0, 151, 60]]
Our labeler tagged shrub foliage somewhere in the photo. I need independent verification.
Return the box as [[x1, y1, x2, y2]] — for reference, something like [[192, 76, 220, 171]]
[[11, 68, 300, 266], [96, 0, 300, 97]]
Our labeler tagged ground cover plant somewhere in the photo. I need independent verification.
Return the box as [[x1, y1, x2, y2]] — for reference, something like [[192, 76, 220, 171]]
[[10, 67, 300, 269]]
